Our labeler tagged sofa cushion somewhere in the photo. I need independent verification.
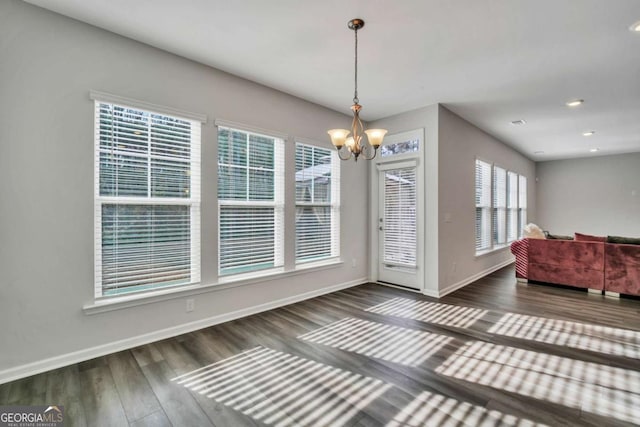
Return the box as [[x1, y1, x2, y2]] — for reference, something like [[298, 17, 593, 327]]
[[575, 232, 606, 242], [606, 235, 640, 245]]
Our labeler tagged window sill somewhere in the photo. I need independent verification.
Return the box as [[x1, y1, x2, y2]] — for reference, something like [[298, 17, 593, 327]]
[[83, 259, 344, 315]]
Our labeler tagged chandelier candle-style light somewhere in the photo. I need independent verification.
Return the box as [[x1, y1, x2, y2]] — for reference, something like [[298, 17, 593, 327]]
[[328, 19, 387, 161]]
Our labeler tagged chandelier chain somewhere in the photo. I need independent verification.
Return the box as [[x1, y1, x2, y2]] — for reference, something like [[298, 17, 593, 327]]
[[353, 27, 359, 105]]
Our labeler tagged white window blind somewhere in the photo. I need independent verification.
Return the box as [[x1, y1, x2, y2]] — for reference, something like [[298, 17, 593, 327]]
[[476, 159, 528, 254], [475, 159, 492, 252], [295, 143, 340, 263], [217, 126, 284, 276], [518, 175, 527, 237], [94, 101, 201, 297], [507, 171, 518, 242], [383, 167, 417, 267], [493, 166, 507, 246]]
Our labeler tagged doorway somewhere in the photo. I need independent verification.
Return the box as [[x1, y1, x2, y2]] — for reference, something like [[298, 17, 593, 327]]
[[377, 162, 420, 289]]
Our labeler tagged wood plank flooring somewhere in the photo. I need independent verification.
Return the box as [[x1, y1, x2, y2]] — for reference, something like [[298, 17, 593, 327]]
[[2, 265, 640, 426]]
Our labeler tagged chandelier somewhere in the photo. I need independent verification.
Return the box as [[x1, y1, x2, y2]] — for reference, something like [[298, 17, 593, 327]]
[[327, 19, 387, 161]]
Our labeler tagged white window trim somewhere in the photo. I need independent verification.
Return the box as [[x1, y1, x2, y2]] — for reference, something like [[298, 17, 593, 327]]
[[83, 258, 344, 315], [214, 118, 288, 140], [90, 90, 207, 123], [378, 129, 423, 160], [216, 124, 285, 277], [475, 157, 527, 256], [493, 165, 507, 246], [92, 94, 205, 299], [294, 142, 341, 264], [518, 175, 528, 238], [475, 158, 492, 253]]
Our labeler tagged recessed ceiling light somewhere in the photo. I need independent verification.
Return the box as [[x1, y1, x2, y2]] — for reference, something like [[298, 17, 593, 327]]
[[534, 151, 544, 155], [582, 131, 595, 136], [566, 99, 584, 107], [511, 119, 526, 125], [630, 21, 640, 32], [590, 148, 599, 153]]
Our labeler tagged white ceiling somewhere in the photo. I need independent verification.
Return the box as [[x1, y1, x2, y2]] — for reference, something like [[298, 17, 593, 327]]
[[24, 0, 640, 161]]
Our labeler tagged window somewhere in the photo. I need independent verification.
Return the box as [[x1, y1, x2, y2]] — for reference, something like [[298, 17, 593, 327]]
[[295, 143, 340, 263], [492, 166, 507, 246], [380, 138, 420, 157], [94, 101, 201, 297], [475, 159, 527, 254], [507, 171, 519, 241], [518, 175, 527, 237], [475, 160, 492, 252], [383, 167, 417, 266], [217, 126, 284, 276]]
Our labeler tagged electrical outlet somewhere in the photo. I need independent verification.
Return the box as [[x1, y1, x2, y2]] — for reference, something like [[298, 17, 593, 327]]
[[186, 298, 195, 312], [352, 258, 357, 268], [452, 262, 457, 272]]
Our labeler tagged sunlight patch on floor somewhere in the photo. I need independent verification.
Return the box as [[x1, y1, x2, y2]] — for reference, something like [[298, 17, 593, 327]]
[[366, 297, 488, 328], [172, 346, 391, 426], [386, 390, 548, 427], [298, 317, 453, 366], [435, 341, 640, 424], [488, 312, 640, 359]]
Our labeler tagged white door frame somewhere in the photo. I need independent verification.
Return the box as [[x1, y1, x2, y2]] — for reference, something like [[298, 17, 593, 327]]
[[369, 129, 425, 291]]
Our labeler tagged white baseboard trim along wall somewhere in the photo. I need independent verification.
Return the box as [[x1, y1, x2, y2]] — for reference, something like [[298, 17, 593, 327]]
[[437, 258, 515, 298], [0, 278, 366, 385]]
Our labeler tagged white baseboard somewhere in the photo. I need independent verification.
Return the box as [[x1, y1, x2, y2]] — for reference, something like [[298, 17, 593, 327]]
[[422, 288, 440, 298], [0, 277, 366, 385], [438, 259, 515, 298], [374, 282, 440, 298], [374, 281, 422, 294]]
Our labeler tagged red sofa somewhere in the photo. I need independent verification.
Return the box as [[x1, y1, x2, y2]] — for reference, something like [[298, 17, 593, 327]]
[[511, 238, 640, 296], [605, 243, 640, 295]]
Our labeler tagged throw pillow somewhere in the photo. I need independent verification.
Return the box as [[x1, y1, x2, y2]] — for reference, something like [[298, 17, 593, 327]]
[[544, 231, 574, 240], [607, 235, 640, 245], [523, 223, 545, 239], [574, 232, 606, 242]]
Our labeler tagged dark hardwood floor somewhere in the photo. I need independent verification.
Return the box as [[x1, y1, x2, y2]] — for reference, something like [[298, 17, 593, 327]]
[[2, 265, 640, 426]]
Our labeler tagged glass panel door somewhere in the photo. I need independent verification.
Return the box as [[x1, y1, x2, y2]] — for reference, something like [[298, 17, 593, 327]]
[[378, 166, 419, 289]]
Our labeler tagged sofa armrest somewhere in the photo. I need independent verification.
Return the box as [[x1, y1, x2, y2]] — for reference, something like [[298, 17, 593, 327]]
[[510, 239, 529, 279], [605, 243, 640, 295]]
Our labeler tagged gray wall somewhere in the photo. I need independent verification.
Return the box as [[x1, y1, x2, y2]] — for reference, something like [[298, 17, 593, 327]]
[[370, 106, 536, 296], [0, 0, 369, 376], [438, 107, 536, 293], [536, 153, 640, 237]]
